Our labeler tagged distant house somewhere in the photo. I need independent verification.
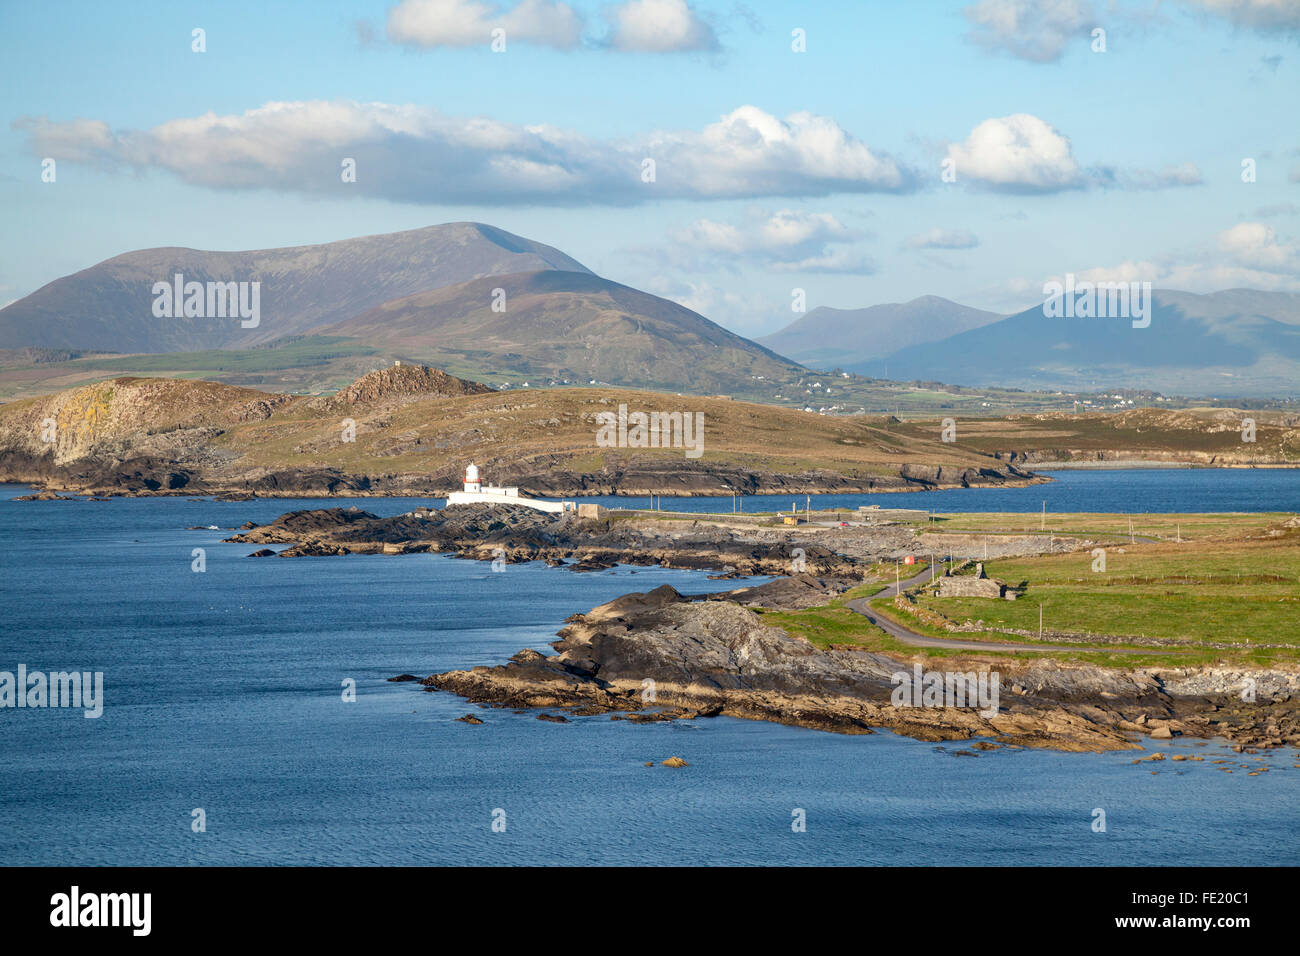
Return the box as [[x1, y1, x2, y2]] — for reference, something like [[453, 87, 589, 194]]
[[857, 504, 928, 524], [936, 563, 1019, 600]]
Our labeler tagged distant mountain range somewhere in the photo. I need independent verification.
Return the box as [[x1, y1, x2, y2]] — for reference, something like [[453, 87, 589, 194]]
[[0, 223, 591, 353], [321, 269, 800, 393], [0, 222, 800, 396], [757, 295, 1003, 370], [877, 289, 1300, 398], [1, 222, 1297, 400]]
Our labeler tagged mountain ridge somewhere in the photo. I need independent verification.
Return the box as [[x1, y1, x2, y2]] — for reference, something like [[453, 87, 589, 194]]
[[320, 269, 805, 394], [0, 222, 592, 353], [758, 295, 1003, 369], [875, 289, 1300, 398]]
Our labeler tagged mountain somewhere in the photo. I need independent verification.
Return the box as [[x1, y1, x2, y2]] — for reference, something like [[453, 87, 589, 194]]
[[0, 223, 592, 353], [758, 296, 1003, 370], [320, 270, 805, 394], [878, 289, 1300, 398]]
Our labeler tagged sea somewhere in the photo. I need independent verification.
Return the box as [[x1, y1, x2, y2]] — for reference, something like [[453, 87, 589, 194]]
[[1, 469, 1296, 866]]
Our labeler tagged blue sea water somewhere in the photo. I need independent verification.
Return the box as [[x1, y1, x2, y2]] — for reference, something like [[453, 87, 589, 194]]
[[0, 471, 1296, 866], [576, 467, 1300, 515]]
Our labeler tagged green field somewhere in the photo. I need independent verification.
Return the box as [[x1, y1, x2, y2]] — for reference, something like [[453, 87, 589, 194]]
[[913, 534, 1300, 654], [756, 515, 1300, 667], [915, 512, 1290, 541]]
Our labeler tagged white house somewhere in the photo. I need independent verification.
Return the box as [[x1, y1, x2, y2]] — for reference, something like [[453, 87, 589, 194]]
[[445, 463, 575, 514]]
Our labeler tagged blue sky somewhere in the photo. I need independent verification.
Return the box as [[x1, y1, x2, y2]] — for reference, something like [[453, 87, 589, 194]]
[[1, 0, 1297, 335]]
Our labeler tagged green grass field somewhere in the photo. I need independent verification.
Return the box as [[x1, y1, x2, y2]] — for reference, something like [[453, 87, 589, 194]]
[[913, 533, 1300, 653], [755, 514, 1300, 668], [914, 511, 1289, 541]]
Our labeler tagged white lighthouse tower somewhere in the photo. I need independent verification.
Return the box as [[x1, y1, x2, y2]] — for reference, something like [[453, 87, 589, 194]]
[[445, 462, 575, 514]]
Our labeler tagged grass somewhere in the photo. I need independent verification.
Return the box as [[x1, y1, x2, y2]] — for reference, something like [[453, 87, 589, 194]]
[[895, 525, 1300, 665], [750, 515, 1300, 668], [865, 598, 1249, 667], [914, 512, 1289, 541], [756, 583, 894, 651], [63, 337, 379, 374]]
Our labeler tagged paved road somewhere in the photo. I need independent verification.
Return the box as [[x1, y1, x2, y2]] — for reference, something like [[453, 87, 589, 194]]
[[845, 565, 1183, 655]]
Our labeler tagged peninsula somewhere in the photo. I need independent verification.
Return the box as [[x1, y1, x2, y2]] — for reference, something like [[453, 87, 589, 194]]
[[228, 500, 1300, 754]]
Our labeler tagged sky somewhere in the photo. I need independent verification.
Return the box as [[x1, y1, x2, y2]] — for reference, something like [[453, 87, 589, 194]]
[[1, 0, 1297, 337]]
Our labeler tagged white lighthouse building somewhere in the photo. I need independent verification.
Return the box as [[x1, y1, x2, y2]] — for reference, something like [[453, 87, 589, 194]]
[[445, 463, 575, 514], [463, 462, 482, 493]]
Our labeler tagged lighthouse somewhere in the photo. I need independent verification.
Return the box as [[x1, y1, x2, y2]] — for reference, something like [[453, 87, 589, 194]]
[[445, 462, 575, 514]]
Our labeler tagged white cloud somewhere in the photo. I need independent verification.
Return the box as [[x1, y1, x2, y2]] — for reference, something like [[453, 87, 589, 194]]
[[1044, 222, 1300, 296], [1217, 221, 1299, 271], [605, 0, 717, 51], [639, 276, 776, 333], [679, 210, 852, 254], [673, 210, 873, 273], [944, 114, 1200, 193], [964, 0, 1095, 62], [946, 113, 1085, 192], [677, 106, 911, 193], [903, 227, 980, 250], [1073, 259, 1300, 293], [386, 0, 583, 49], [18, 101, 912, 205]]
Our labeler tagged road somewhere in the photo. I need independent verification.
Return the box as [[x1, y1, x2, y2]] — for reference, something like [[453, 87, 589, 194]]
[[844, 564, 1183, 655]]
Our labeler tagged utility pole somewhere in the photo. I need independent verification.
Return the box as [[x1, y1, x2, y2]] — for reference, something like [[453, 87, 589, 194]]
[[1039, 604, 1043, 641], [1041, 500, 1046, 531]]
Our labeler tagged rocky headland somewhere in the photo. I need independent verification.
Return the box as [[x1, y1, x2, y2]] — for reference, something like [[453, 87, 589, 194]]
[[223, 502, 1300, 754], [223, 501, 1079, 573], [0, 366, 1043, 498], [421, 578, 1300, 754]]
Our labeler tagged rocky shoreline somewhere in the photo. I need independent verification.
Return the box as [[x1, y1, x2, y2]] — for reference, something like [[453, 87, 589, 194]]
[[0, 453, 1044, 499], [218, 501, 1300, 754], [223, 501, 1081, 574], [419, 578, 1300, 754]]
